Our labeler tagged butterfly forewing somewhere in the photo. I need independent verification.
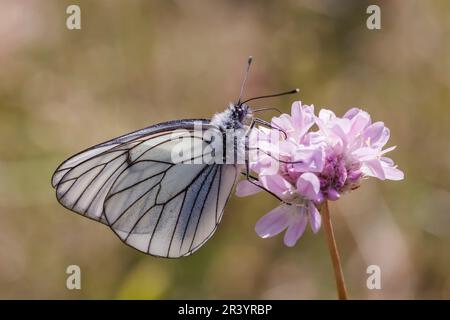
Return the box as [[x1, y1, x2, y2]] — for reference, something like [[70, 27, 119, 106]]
[[51, 119, 209, 223]]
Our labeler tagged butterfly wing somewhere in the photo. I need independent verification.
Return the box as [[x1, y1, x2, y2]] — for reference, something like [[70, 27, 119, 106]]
[[51, 119, 209, 223], [52, 119, 239, 257], [104, 162, 237, 257]]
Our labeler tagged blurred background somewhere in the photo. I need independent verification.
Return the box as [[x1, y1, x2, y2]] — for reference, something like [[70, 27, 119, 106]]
[[1, 0, 449, 299]]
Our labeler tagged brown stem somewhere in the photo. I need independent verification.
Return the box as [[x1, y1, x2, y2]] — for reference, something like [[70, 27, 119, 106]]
[[321, 201, 348, 300]]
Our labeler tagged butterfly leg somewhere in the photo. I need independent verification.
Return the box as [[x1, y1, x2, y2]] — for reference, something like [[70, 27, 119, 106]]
[[250, 118, 287, 139], [242, 160, 283, 202], [244, 121, 304, 165], [244, 117, 302, 164], [243, 125, 282, 202], [246, 146, 305, 165]]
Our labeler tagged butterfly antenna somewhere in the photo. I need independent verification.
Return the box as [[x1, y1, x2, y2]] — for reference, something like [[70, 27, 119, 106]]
[[252, 107, 284, 114], [241, 88, 299, 104], [237, 56, 253, 105]]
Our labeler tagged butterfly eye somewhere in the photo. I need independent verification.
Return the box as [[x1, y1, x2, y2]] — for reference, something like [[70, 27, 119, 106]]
[[238, 104, 250, 121]]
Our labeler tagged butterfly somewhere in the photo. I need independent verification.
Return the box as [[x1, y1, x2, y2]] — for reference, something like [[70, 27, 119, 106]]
[[51, 57, 299, 258]]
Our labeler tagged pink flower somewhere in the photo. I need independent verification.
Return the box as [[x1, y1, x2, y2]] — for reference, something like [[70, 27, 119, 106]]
[[237, 172, 322, 247], [247, 101, 325, 177], [238, 102, 325, 246], [238, 101, 404, 247]]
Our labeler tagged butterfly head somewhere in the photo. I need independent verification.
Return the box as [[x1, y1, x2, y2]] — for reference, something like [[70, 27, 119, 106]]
[[211, 56, 299, 130], [211, 103, 253, 130], [231, 103, 252, 125]]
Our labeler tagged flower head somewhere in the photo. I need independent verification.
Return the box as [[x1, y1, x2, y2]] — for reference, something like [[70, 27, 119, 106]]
[[237, 101, 325, 246], [315, 108, 404, 200], [237, 172, 322, 247], [237, 100, 404, 247]]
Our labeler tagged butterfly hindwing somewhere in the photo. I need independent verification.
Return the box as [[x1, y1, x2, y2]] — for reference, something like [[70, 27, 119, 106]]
[[103, 132, 238, 257]]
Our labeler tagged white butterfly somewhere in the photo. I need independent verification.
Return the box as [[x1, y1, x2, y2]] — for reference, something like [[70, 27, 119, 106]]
[[51, 57, 299, 258]]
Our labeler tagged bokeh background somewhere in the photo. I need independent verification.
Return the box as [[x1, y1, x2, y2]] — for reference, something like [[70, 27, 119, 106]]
[[1, 0, 449, 299]]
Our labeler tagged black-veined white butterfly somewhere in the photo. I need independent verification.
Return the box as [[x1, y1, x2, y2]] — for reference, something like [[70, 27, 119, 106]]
[[51, 57, 299, 258]]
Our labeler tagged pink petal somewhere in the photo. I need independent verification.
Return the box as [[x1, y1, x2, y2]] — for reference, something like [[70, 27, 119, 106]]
[[381, 158, 404, 180], [352, 147, 379, 161], [318, 109, 336, 123], [271, 114, 293, 133], [348, 111, 371, 138], [330, 119, 351, 145], [249, 155, 274, 173], [314, 116, 328, 134], [278, 140, 297, 154], [308, 203, 321, 233], [363, 158, 386, 180], [303, 131, 326, 146], [260, 174, 292, 197], [283, 209, 308, 247], [236, 180, 263, 197], [343, 107, 361, 120], [370, 126, 390, 149], [291, 102, 315, 137], [363, 122, 385, 146], [296, 172, 321, 201], [383, 166, 404, 181], [327, 188, 340, 200], [380, 156, 394, 166], [380, 145, 396, 155], [291, 101, 303, 121], [255, 205, 291, 239], [292, 146, 324, 173]]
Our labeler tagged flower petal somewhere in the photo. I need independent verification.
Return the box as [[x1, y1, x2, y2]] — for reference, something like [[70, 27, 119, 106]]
[[362, 158, 386, 180], [367, 125, 390, 149], [363, 122, 384, 146], [318, 109, 336, 123], [236, 180, 262, 197], [308, 203, 321, 233], [296, 172, 321, 201], [343, 107, 361, 120], [383, 166, 404, 181], [283, 209, 308, 247], [255, 205, 291, 239], [291, 101, 303, 121], [352, 146, 379, 161], [380, 145, 396, 155], [327, 187, 340, 200], [291, 102, 315, 137], [329, 119, 351, 145], [271, 114, 293, 133], [348, 110, 371, 138], [291, 145, 325, 173], [260, 174, 292, 197], [381, 157, 404, 180]]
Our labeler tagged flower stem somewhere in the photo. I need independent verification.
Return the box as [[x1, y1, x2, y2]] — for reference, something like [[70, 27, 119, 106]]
[[321, 201, 348, 300]]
